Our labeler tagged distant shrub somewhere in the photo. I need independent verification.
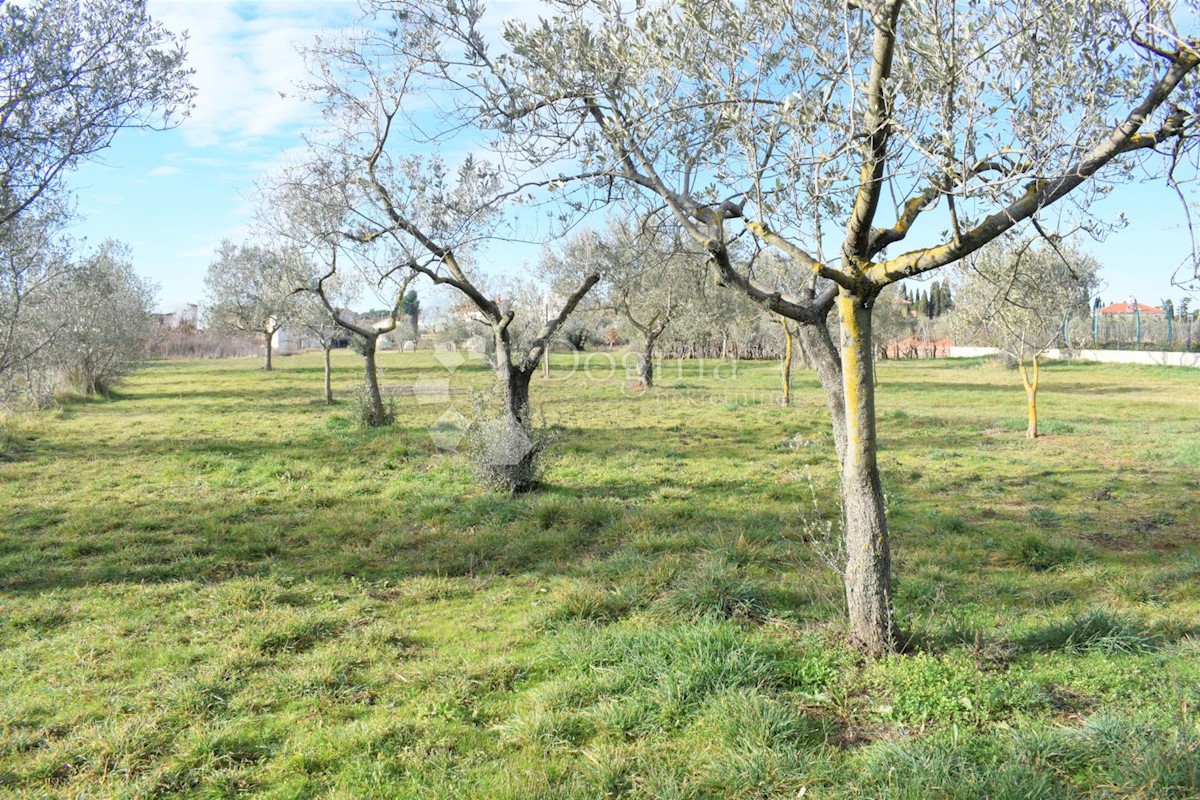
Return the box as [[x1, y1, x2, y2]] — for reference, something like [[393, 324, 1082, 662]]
[[147, 322, 261, 359]]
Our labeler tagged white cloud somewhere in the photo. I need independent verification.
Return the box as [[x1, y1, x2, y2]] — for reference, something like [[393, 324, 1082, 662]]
[[148, 165, 182, 177], [149, 0, 359, 148]]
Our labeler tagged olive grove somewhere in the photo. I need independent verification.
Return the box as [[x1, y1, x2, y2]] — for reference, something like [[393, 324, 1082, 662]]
[[372, 0, 1200, 653]]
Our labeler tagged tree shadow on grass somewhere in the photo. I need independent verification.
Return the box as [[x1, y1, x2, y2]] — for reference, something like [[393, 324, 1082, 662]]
[[897, 608, 1200, 658], [0, 456, 836, 597]]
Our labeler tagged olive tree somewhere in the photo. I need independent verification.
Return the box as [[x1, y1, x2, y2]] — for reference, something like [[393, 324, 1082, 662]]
[[598, 219, 705, 388], [0, 0, 192, 228], [203, 240, 299, 371], [47, 240, 157, 396], [0, 208, 72, 404], [383, 0, 1200, 653], [258, 160, 423, 425], [954, 240, 1099, 438], [294, 289, 351, 405], [308, 244, 416, 427], [283, 27, 600, 489]]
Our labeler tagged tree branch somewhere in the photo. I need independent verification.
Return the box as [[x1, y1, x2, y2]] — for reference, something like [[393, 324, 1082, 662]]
[[868, 49, 1200, 284]]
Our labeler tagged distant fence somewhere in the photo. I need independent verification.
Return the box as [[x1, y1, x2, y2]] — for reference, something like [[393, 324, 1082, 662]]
[[1067, 314, 1200, 350], [948, 346, 1200, 368]]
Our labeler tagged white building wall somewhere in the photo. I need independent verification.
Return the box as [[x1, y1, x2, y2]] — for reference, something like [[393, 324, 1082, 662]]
[[947, 346, 1200, 368]]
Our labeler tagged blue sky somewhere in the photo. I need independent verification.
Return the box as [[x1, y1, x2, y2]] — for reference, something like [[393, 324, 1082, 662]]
[[65, 0, 1199, 314]]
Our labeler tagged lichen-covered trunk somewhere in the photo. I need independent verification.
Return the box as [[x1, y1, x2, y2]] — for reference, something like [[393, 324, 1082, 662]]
[[796, 319, 848, 466], [639, 331, 659, 388], [1021, 356, 1040, 439], [779, 318, 793, 407], [362, 338, 386, 426], [837, 293, 895, 656], [323, 345, 333, 405]]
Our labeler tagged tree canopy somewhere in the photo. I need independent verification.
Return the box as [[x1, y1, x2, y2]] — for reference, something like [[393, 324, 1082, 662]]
[[0, 0, 193, 228]]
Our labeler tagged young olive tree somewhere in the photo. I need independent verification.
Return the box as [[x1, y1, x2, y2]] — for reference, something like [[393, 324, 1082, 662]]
[[310, 245, 416, 427], [593, 218, 705, 388], [259, 161, 422, 426], [0, 0, 192, 229], [385, 0, 1200, 653], [203, 240, 299, 371], [954, 240, 1099, 438], [294, 290, 351, 405]]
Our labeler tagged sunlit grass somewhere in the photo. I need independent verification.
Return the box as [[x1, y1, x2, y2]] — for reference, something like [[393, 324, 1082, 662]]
[[1, 350, 1198, 797]]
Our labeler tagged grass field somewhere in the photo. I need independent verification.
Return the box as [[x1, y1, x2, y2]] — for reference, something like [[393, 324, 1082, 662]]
[[1, 350, 1199, 798]]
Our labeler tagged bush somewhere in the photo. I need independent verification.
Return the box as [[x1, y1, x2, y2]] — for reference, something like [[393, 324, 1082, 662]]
[[50, 240, 157, 396], [466, 414, 550, 494], [349, 381, 394, 427]]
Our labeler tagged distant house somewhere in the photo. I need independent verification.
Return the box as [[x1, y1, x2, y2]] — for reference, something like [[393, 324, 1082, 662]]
[[156, 303, 200, 329], [1097, 300, 1164, 316], [368, 315, 413, 349], [273, 308, 359, 352]]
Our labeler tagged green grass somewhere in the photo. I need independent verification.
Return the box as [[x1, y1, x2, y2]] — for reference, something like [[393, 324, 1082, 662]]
[[1, 351, 1199, 797]]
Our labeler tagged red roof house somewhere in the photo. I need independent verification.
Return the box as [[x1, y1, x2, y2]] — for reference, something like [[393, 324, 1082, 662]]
[[1097, 301, 1164, 315]]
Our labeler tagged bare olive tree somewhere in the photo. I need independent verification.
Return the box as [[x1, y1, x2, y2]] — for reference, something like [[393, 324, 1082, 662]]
[[377, 0, 1200, 653], [294, 290, 351, 405], [279, 26, 600, 487], [0, 0, 192, 228], [954, 240, 1099, 438], [203, 240, 300, 372]]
